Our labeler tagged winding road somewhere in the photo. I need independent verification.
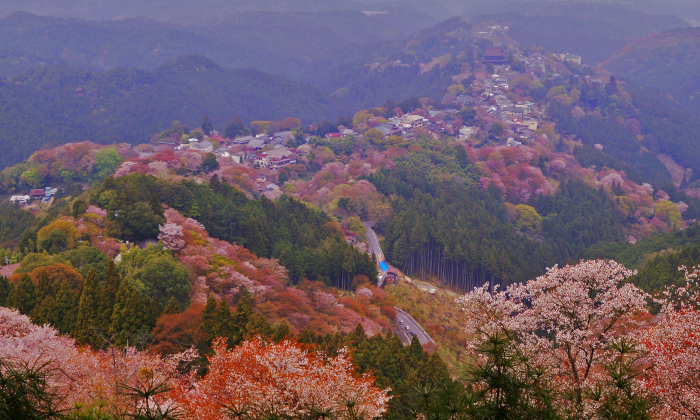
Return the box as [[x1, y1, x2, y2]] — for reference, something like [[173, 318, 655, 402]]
[[362, 222, 434, 347], [395, 308, 434, 346], [363, 221, 384, 263]]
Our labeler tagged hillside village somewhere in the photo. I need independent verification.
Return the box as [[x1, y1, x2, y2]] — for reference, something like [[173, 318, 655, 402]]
[[2, 5, 700, 419]]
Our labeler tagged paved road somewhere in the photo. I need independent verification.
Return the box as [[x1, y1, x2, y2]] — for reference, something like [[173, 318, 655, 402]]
[[363, 222, 384, 263], [395, 308, 434, 346]]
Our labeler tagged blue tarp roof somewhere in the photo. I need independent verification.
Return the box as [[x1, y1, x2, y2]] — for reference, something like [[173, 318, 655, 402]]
[[379, 261, 389, 272]]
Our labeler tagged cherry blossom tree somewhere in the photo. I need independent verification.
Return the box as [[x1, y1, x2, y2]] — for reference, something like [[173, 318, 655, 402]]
[[640, 265, 700, 419], [456, 260, 649, 418], [158, 223, 186, 252], [0, 307, 196, 416], [182, 338, 390, 419]]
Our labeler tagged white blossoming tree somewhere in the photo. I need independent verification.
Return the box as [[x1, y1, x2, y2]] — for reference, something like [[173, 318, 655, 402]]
[[456, 260, 649, 418], [158, 223, 186, 252], [641, 265, 700, 419]]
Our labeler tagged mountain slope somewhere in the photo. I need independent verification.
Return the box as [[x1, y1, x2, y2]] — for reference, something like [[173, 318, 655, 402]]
[[601, 28, 700, 115], [0, 55, 346, 169], [470, 3, 686, 65]]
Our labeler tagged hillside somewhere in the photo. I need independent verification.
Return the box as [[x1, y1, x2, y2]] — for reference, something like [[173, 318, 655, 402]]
[[601, 28, 700, 115], [470, 3, 686, 65], [0, 55, 347, 169]]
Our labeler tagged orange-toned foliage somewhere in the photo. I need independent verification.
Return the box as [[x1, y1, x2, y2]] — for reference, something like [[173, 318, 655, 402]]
[[181, 338, 390, 419]]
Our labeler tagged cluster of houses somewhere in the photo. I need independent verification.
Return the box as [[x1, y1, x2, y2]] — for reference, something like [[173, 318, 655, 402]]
[[160, 130, 303, 172], [10, 187, 58, 205], [364, 114, 432, 140]]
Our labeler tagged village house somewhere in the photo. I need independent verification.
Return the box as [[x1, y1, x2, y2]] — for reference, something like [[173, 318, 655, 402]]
[[247, 138, 265, 151], [10, 195, 30, 204], [190, 140, 214, 153], [254, 153, 271, 167], [273, 131, 294, 144], [375, 123, 402, 137], [554, 53, 582, 65], [482, 46, 507, 63], [214, 147, 231, 158], [233, 135, 253, 145]]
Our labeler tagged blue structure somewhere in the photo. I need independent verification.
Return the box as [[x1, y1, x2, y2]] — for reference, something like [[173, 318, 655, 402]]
[[379, 261, 390, 272]]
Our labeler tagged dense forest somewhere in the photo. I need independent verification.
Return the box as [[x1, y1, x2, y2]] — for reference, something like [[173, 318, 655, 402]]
[[0, 55, 347, 168], [602, 28, 700, 115], [91, 174, 378, 289]]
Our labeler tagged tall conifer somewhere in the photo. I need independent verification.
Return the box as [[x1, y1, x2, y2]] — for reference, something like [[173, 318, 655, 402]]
[[54, 280, 77, 334], [7, 274, 36, 315], [162, 296, 182, 315], [34, 271, 55, 303], [212, 298, 234, 343], [200, 293, 217, 339], [110, 278, 148, 347], [74, 268, 99, 345], [0, 276, 13, 306], [99, 259, 120, 331]]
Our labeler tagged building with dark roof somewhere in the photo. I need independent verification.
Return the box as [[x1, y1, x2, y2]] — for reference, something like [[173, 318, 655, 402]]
[[482, 46, 507, 63]]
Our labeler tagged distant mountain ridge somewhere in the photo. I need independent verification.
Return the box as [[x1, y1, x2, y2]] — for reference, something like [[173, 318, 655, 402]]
[[469, 3, 687, 65], [601, 28, 700, 115], [0, 55, 347, 169]]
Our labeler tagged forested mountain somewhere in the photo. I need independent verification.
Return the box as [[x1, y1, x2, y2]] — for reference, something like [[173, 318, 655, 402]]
[[470, 3, 686, 65], [601, 28, 700, 115], [0, 10, 434, 80], [0, 55, 346, 169]]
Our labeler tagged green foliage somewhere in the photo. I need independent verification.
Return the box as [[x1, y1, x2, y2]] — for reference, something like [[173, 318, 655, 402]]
[[466, 333, 559, 420], [94, 174, 376, 289], [200, 115, 214, 135], [533, 181, 626, 262], [0, 276, 13, 307], [0, 207, 36, 250], [515, 204, 541, 232], [200, 153, 219, 173], [603, 28, 700, 115], [162, 296, 181, 315], [99, 260, 120, 331], [72, 200, 88, 219], [102, 177, 166, 241], [73, 268, 99, 345], [587, 222, 700, 269], [117, 245, 191, 306], [58, 247, 109, 281], [224, 117, 247, 139], [655, 200, 681, 230], [0, 358, 63, 420], [630, 242, 700, 294], [109, 278, 152, 347], [93, 147, 122, 179], [6, 274, 36, 315], [18, 228, 39, 256], [368, 166, 553, 288]]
